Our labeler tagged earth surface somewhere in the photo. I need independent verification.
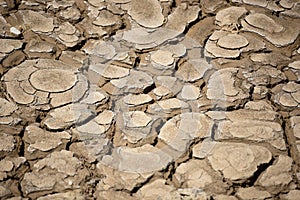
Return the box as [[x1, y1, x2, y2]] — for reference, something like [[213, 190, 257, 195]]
[[0, 0, 300, 199]]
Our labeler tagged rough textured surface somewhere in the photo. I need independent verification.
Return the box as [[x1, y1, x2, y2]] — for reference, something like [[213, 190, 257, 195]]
[[0, 0, 299, 199], [208, 142, 272, 181], [21, 150, 87, 199], [257, 155, 293, 188], [236, 187, 271, 200], [127, 0, 164, 28]]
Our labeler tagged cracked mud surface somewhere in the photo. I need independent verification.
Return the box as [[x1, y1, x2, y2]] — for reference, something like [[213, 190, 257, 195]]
[[0, 0, 299, 199]]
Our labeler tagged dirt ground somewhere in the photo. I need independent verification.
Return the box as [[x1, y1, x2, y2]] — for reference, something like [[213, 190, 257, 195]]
[[0, 0, 300, 199]]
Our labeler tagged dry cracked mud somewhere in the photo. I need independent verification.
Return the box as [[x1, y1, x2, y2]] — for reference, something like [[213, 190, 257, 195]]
[[0, 0, 299, 199]]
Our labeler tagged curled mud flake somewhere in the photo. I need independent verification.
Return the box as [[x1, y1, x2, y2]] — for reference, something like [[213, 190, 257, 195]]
[[150, 50, 174, 66], [282, 3, 300, 18], [179, 84, 200, 100], [43, 104, 93, 130], [241, 34, 266, 53], [123, 94, 153, 106], [110, 70, 153, 93], [21, 150, 85, 197], [148, 98, 189, 115], [250, 53, 291, 67], [29, 69, 77, 93], [58, 21, 77, 35], [257, 155, 293, 187], [127, 0, 164, 28], [59, 7, 81, 21], [2, 50, 26, 68], [224, 109, 279, 122], [80, 20, 108, 37], [205, 39, 240, 58], [214, 195, 238, 200], [36, 190, 84, 200], [46, 0, 74, 9], [174, 159, 213, 188], [281, 190, 300, 200], [50, 74, 88, 107], [80, 89, 108, 105], [58, 34, 79, 44], [121, 28, 158, 45], [272, 82, 300, 109], [244, 100, 274, 111], [291, 91, 300, 104], [166, 4, 200, 33], [115, 110, 158, 144], [243, 0, 268, 7], [279, 0, 296, 9], [153, 76, 182, 97], [0, 98, 18, 117], [193, 138, 218, 159], [88, 0, 105, 7], [49, 93, 76, 110], [164, 43, 186, 58], [158, 113, 213, 153], [122, 27, 179, 50], [90, 64, 130, 79], [84, 40, 117, 60], [208, 30, 227, 41], [244, 13, 284, 33], [6, 81, 35, 105], [0, 133, 15, 153], [94, 110, 115, 125], [34, 59, 77, 71], [207, 68, 249, 103], [282, 82, 299, 93], [201, 0, 227, 13], [35, 150, 81, 176], [0, 157, 26, 175], [25, 39, 55, 56], [0, 16, 9, 37], [123, 111, 152, 128], [176, 59, 212, 82], [277, 93, 298, 107], [242, 13, 300, 47], [216, 119, 286, 150], [110, 0, 131, 3], [289, 60, 300, 70], [21, 173, 57, 195], [93, 10, 121, 27], [0, 159, 14, 172], [1, 0, 300, 197], [243, 65, 286, 86], [0, 116, 15, 125], [24, 124, 71, 155], [76, 120, 106, 135], [208, 142, 272, 181], [94, 190, 137, 200], [96, 163, 153, 191], [215, 6, 248, 27], [59, 51, 88, 68], [135, 179, 180, 199], [155, 76, 179, 90], [153, 86, 172, 100], [53, 22, 81, 47], [217, 34, 249, 49], [204, 30, 254, 59], [21, 10, 54, 33], [0, 39, 23, 54], [236, 187, 271, 200], [101, 144, 172, 173]]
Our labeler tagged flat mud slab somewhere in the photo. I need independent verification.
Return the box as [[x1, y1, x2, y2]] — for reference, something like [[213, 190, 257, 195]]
[[0, 0, 300, 199]]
